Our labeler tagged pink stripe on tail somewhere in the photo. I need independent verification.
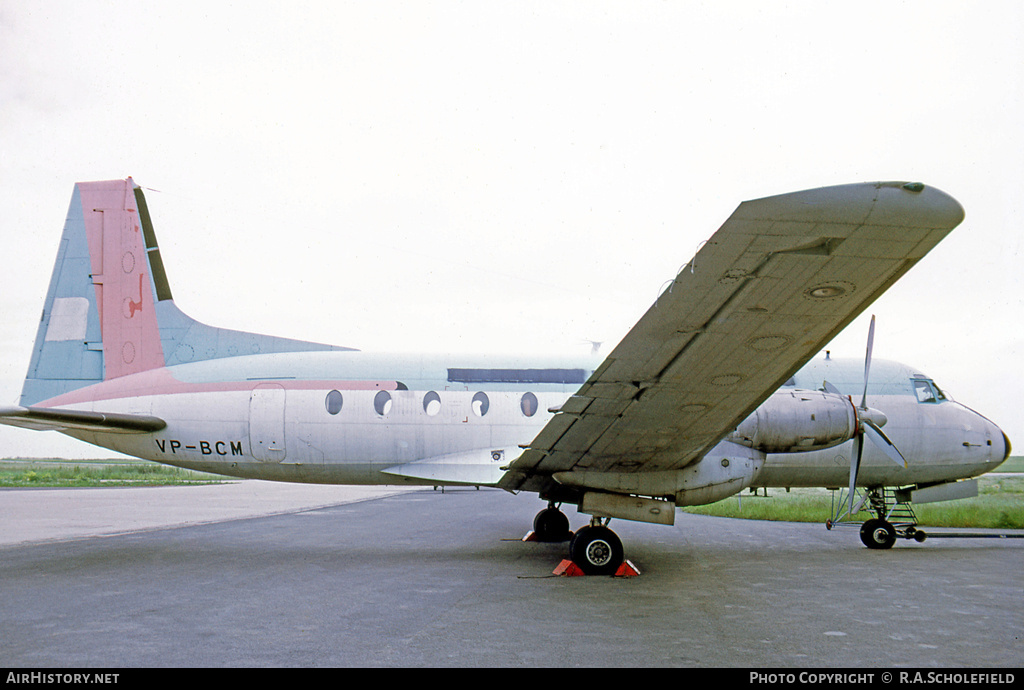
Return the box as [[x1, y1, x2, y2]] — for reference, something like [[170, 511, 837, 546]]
[[79, 178, 165, 380]]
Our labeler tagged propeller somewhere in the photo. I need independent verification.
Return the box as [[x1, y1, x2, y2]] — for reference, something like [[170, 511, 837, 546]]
[[843, 316, 908, 515]]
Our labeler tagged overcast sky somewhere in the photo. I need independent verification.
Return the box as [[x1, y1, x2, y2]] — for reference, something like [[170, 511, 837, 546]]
[[1, 1, 1021, 458]]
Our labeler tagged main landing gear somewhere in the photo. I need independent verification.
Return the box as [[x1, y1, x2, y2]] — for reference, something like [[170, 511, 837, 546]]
[[530, 504, 628, 576], [569, 519, 625, 576], [532, 503, 572, 543]]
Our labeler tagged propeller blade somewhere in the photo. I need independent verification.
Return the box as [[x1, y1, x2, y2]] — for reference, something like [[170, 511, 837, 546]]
[[863, 419, 908, 468], [845, 314, 905, 517], [861, 315, 875, 410], [848, 433, 864, 515]]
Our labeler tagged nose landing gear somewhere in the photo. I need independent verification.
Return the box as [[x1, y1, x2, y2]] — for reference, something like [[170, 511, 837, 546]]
[[828, 486, 927, 549], [859, 518, 897, 549]]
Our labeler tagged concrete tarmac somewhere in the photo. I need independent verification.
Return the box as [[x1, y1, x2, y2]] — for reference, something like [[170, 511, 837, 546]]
[[0, 482, 1021, 668]]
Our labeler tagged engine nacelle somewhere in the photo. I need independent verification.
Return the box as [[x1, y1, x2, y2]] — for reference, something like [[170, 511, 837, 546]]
[[727, 389, 858, 454], [673, 441, 766, 507], [552, 441, 765, 512]]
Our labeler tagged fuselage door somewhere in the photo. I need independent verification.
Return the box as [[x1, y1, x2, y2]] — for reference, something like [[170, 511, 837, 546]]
[[249, 383, 287, 462]]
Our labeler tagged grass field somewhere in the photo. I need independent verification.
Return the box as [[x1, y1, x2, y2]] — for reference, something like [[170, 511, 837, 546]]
[[0, 458, 225, 487]]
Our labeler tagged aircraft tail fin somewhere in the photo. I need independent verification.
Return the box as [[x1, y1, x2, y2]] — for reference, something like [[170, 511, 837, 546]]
[[21, 178, 351, 406]]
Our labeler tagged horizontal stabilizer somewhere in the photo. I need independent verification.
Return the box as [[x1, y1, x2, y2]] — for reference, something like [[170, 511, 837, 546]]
[[0, 406, 166, 434], [382, 448, 510, 486]]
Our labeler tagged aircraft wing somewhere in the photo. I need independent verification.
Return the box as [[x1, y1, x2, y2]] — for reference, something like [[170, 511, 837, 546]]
[[0, 406, 167, 434], [500, 182, 964, 493]]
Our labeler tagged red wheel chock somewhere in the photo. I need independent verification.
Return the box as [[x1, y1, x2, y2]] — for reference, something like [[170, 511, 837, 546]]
[[552, 559, 586, 576], [616, 560, 641, 577], [552, 559, 641, 577]]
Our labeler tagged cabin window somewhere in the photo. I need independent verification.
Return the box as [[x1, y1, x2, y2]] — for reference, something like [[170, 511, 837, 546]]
[[325, 390, 343, 415], [472, 391, 489, 417], [374, 390, 392, 416], [423, 391, 441, 416], [520, 392, 538, 417]]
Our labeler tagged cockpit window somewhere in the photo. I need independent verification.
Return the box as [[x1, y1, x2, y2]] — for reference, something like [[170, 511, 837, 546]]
[[911, 378, 946, 404]]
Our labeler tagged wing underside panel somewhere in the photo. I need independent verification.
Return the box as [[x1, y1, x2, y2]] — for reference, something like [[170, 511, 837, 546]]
[[501, 182, 964, 492]]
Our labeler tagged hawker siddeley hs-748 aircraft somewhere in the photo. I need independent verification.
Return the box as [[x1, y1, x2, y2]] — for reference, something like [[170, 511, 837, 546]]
[[0, 178, 1011, 575]]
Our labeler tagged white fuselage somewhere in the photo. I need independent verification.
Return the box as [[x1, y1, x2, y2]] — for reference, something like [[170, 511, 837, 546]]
[[44, 351, 1010, 499]]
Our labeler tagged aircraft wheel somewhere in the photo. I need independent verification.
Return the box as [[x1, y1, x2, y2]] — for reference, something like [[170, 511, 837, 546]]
[[533, 507, 571, 542], [569, 525, 624, 575], [568, 524, 588, 556], [860, 518, 897, 550], [904, 526, 927, 543]]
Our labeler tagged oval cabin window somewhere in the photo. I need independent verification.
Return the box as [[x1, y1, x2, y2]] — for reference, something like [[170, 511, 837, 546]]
[[374, 390, 392, 416], [472, 391, 489, 417], [423, 391, 441, 416], [325, 390, 343, 415]]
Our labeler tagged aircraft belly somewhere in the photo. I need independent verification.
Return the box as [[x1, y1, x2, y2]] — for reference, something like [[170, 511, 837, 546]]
[[755, 463, 980, 489]]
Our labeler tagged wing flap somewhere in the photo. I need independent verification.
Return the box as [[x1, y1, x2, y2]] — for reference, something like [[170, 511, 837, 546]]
[[501, 182, 964, 492], [0, 406, 166, 434]]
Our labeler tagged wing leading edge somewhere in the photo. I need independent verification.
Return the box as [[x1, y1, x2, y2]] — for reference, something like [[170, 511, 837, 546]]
[[501, 181, 964, 493]]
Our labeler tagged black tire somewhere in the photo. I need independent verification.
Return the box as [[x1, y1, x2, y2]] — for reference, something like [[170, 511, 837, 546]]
[[860, 518, 897, 549], [569, 525, 624, 575], [568, 524, 590, 555], [533, 508, 571, 542]]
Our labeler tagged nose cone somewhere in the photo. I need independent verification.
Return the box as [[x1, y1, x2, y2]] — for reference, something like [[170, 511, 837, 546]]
[[981, 416, 1012, 469], [952, 402, 1012, 473], [1000, 428, 1012, 465]]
